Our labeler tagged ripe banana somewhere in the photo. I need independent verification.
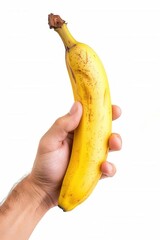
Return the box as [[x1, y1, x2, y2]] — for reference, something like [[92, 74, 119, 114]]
[[48, 13, 112, 211]]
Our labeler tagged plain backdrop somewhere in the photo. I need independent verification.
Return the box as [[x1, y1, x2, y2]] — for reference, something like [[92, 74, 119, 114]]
[[0, 0, 160, 239]]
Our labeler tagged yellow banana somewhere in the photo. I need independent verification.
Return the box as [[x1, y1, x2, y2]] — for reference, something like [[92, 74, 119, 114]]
[[48, 14, 112, 211]]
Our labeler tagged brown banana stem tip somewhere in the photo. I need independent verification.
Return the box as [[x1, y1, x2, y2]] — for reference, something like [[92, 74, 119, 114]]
[[48, 13, 65, 29]]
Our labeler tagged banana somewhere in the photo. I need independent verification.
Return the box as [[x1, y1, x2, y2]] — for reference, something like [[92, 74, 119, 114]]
[[48, 14, 112, 211]]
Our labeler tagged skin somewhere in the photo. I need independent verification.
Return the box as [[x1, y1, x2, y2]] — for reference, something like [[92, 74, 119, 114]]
[[0, 102, 122, 240]]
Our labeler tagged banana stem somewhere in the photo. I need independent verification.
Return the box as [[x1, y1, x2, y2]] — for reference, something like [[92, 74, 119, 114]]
[[48, 13, 77, 49]]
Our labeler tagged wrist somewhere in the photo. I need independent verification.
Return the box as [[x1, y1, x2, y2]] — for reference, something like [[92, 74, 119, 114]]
[[26, 174, 55, 210], [0, 175, 53, 240]]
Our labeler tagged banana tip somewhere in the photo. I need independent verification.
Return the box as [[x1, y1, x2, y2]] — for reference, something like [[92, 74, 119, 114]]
[[48, 13, 65, 29], [58, 205, 67, 212]]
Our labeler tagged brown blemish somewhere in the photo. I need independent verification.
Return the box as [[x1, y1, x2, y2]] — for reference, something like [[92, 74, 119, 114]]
[[69, 66, 76, 84], [85, 51, 88, 64]]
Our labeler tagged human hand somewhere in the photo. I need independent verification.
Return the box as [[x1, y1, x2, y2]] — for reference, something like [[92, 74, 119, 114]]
[[29, 102, 122, 207]]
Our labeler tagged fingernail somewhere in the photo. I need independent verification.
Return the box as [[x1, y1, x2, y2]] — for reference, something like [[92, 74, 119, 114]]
[[106, 163, 113, 176], [69, 102, 77, 115], [105, 163, 116, 177]]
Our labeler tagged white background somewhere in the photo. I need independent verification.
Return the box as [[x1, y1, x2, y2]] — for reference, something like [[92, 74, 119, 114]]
[[0, 0, 160, 239]]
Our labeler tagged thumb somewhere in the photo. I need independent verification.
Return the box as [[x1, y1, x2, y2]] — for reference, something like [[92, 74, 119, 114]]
[[66, 101, 83, 132], [57, 101, 83, 133], [38, 102, 83, 153]]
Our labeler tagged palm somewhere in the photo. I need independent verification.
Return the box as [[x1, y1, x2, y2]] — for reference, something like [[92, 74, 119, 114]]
[[33, 132, 74, 192]]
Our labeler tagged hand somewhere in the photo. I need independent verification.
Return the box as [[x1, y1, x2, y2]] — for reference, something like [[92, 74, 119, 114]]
[[29, 102, 122, 207]]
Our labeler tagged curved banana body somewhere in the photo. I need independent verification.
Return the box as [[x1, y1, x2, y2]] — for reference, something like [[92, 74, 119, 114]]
[[48, 14, 112, 211]]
